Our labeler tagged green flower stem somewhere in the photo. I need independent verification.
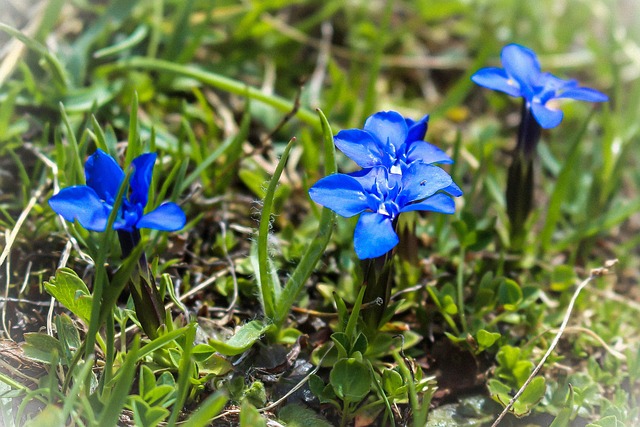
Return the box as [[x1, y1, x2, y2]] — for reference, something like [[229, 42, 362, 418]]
[[457, 244, 468, 335], [114, 57, 321, 130], [258, 138, 296, 319], [273, 109, 337, 329], [340, 399, 352, 427]]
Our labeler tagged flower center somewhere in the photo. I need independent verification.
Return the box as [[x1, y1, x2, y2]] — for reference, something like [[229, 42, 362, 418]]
[[377, 200, 399, 219]]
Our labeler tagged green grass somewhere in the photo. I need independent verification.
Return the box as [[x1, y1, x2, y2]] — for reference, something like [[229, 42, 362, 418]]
[[0, 0, 638, 426]]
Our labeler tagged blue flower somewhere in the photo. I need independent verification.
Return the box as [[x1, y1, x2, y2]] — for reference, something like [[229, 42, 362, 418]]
[[334, 111, 452, 174], [471, 43, 608, 129], [309, 164, 461, 259], [49, 149, 186, 232]]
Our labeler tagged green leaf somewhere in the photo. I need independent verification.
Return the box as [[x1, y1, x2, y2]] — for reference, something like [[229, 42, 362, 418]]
[[549, 385, 575, 427], [22, 333, 63, 364], [441, 294, 459, 315], [476, 330, 501, 349], [331, 332, 350, 360], [278, 404, 333, 427], [144, 385, 176, 407], [257, 137, 296, 319], [516, 376, 546, 410], [496, 345, 521, 371], [191, 343, 216, 362], [140, 365, 156, 398], [23, 404, 65, 427], [586, 415, 625, 427], [333, 292, 348, 332], [198, 354, 233, 376], [100, 337, 140, 427], [273, 108, 337, 329], [308, 375, 331, 403], [550, 265, 576, 292], [131, 396, 170, 427], [168, 324, 197, 427], [55, 313, 81, 364], [238, 169, 267, 199], [498, 279, 523, 311], [382, 368, 405, 398], [540, 111, 594, 250], [208, 320, 272, 356], [243, 381, 267, 408], [0, 23, 69, 88], [352, 333, 368, 356], [489, 377, 546, 417], [181, 392, 228, 427], [63, 81, 122, 114], [118, 57, 320, 130], [330, 358, 371, 402], [473, 288, 496, 311], [512, 360, 536, 386], [240, 402, 266, 427], [138, 325, 191, 360], [44, 268, 93, 323], [93, 24, 149, 59]]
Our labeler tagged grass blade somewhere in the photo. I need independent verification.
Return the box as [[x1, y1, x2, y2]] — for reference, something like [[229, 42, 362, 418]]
[[257, 137, 296, 319], [181, 392, 228, 427], [115, 57, 320, 130], [274, 109, 337, 327], [99, 338, 139, 427]]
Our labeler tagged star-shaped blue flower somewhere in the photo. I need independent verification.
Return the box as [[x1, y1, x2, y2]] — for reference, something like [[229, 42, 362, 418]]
[[471, 43, 608, 129], [334, 111, 452, 174], [309, 164, 461, 259], [49, 149, 186, 232]]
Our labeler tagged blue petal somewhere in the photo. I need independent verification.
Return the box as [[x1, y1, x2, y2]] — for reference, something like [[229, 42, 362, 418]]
[[397, 163, 453, 207], [405, 114, 429, 142], [49, 186, 111, 231], [556, 87, 609, 102], [530, 102, 564, 129], [501, 44, 541, 88], [442, 181, 463, 197], [407, 141, 453, 165], [539, 73, 573, 91], [130, 153, 157, 206], [137, 202, 186, 231], [471, 67, 522, 97], [334, 129, 385, 168], [363, 111, 408, 151], [347, 167, 387, 193], [354, 212, 398, 259], [400, 193, 456, 214], [309, 174, 371, 217], [85, 149, 124, 202]]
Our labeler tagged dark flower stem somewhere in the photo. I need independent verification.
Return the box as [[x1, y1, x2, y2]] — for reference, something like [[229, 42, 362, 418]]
[[117, 229, 166, 339], [361, 251, 394, 333], [361, 219, 399, 334], [506, 102, 541, 249]]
